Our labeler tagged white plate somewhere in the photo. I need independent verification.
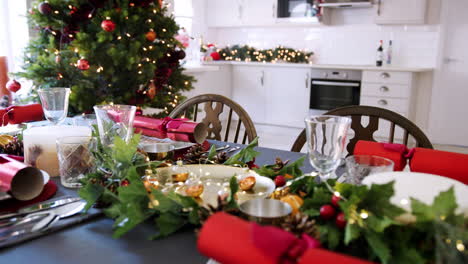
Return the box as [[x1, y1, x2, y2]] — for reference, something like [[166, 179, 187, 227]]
[[156, 165, 275, 206], [362, 172, 468, 215], [0, 170, 50, 201]]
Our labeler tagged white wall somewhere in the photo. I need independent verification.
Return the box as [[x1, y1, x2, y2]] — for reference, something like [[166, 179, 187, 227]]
[[203, 0, 441, 67]]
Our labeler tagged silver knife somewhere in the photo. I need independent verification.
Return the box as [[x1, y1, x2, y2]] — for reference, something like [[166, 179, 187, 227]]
[[0, 196, 82, 221], [0, 200, 86, 242]]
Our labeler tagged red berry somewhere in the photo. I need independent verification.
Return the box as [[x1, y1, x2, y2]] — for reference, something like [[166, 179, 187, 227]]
[[121, 179, 130, 186], [77, 59, 90, 70], [319, 204, 336, 220], [274, 175, 286, 187], [331, 195, 341, 207], [335, 212, 347, 229], [6, 80, 21, 93]]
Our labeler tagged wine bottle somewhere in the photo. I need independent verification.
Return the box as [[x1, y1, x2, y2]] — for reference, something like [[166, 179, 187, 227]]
[[386, 40, 393, 65], [376, 40, 383, 67]]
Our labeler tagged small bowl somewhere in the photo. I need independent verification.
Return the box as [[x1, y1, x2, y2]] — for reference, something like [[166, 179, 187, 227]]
[[239, 198, 292, 225]]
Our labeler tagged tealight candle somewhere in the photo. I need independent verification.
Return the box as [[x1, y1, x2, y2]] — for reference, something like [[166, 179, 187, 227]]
[[23, 126, 92, 177]]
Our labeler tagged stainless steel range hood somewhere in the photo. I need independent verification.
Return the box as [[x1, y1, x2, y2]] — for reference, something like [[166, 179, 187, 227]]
[[319, 0, 373, 8]]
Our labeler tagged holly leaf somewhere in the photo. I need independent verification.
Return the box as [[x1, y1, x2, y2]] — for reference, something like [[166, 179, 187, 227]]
[[224, 137, 260, 165], [150, 190, 182, 213], [302, 188, 332, 210], [362, 182, 405, 218], [366, 215, 394, 233], [78, 182, 105, 211], [411, 187, 458, 222], [253, 166, 278, 178], [319, 223, 342, 249], [153, 211, 188, 239], [112, 134, 140, 166], [364, 231, 391, 264], [344, 223, 361, 245], [278, 156, 306, 178], [206, 144, 217, 162], [303, 208, 320, 217]]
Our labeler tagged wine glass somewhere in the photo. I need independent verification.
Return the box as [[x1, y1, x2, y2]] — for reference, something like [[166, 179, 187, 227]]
[[343, 155, 394, 185], [93, 104, 136, 145], [304, 115, 351, 180], [37, 88, 71, 125]]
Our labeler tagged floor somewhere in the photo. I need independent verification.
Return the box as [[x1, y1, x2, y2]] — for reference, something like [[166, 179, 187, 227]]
[[254, 124, 468, 154]]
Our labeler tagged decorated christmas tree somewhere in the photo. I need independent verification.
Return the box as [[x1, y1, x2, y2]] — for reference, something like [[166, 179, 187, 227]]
[[16, 0, 194, 115]]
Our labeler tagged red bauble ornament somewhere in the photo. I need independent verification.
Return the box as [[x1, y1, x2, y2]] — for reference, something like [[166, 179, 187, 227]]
[[55, 55, 61, 63], [335, 212, 347, 229], [38, 2, 52, 15], [146, 31, 157, 42], [319, 204, 336, 220], [274, 175, 286, 187], [101, 20, 116, 32], [331, 195, 341, 207], [210, 51, 221, 61], [6, 80, 21, 93], [77, 59, 90, 70]]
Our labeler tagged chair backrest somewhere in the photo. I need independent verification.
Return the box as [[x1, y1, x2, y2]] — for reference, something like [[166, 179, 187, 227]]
[[169, 94, 257, 144], [291, 105, 433, 153]]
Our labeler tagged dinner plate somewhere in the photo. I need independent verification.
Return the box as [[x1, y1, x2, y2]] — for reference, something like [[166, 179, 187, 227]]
[[362, 172, 468, 215], [0, 170, 50, 201], [156, 165, 276, 206], [139, 136, 195, 150]]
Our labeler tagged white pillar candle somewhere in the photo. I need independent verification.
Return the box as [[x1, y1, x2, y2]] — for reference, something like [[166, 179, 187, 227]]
[[23, 126, 92, 177]]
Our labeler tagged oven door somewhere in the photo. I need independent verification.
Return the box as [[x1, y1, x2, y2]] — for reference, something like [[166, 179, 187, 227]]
[[309, 79, 360, 111]]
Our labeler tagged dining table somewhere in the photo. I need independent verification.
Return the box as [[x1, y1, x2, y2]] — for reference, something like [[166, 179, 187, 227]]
[[0, 140, 313, 264]]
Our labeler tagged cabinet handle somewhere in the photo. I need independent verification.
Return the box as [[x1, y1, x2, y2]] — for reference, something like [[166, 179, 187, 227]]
[[377, 0, 381, 16], [305, 73, 309, 89], [378, 99, 388, 106], [272, 4, 276, 18], [380, 72, 390, 79], [238, 4, 242, 19], [260, 71, 264, 86], [379, 86, 389, 92]]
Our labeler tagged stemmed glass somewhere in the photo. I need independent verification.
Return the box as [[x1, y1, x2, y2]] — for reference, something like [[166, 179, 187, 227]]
[[93, 104, 136, 146], [37, 88, 71, 125], [304, 115, 351, 180]]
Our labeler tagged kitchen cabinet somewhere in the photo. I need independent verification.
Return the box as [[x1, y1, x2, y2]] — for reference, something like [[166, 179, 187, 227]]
[[361, 70, 416, 140], [232, 65, 311, 128], [242, 0, 277, 26], [205, 0, 243, 27], [374, 0, 427, 25], [264, 67, 310, 127], [232, 66, 267, 123]]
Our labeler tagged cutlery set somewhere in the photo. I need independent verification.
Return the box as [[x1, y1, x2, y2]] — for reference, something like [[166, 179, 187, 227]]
[[0, 197, 86, 243]]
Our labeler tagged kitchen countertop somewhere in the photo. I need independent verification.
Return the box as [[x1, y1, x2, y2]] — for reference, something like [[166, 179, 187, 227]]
[[200, 61, 433, 72]]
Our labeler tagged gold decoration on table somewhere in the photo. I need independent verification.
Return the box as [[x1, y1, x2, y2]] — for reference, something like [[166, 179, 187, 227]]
[[0, 135, 23, 156], [0, 134, 14, 146], [185, 184, 204, 198], [280, 194, 304, 215], [239, 176, 256, 191]]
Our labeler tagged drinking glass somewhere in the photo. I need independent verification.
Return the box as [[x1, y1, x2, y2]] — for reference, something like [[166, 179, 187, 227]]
[[73, 114, 97, 127], [37, 88, 70, 125], [93, 105, 136, 145], [56, 136, 96, 188], [305, 115, 351, 180], [343, 155, 394, 185]]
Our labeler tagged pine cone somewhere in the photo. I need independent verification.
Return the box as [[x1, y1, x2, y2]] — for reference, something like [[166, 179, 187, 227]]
[[0, 137, 24, 156], [280, 212, 319, 238], [214, 151, 228, 164], [272, 157, 290, 171], [183, 144, 206, 164]]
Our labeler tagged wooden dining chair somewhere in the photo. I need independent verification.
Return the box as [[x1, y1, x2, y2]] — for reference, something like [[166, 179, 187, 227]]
[[291, 105, 433, 153], [169, 94, 257, 144]]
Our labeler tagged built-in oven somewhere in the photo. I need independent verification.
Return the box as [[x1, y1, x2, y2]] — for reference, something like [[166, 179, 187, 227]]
[[309, 69, 361, 115]]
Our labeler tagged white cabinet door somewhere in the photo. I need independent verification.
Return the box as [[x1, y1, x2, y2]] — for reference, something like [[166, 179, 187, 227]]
[[265, 67, 311, 128], [374, 0, 427, 24], [232, 66, 266, 123], [242, 0, 276, 26], [205, 0, 242, 27]]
